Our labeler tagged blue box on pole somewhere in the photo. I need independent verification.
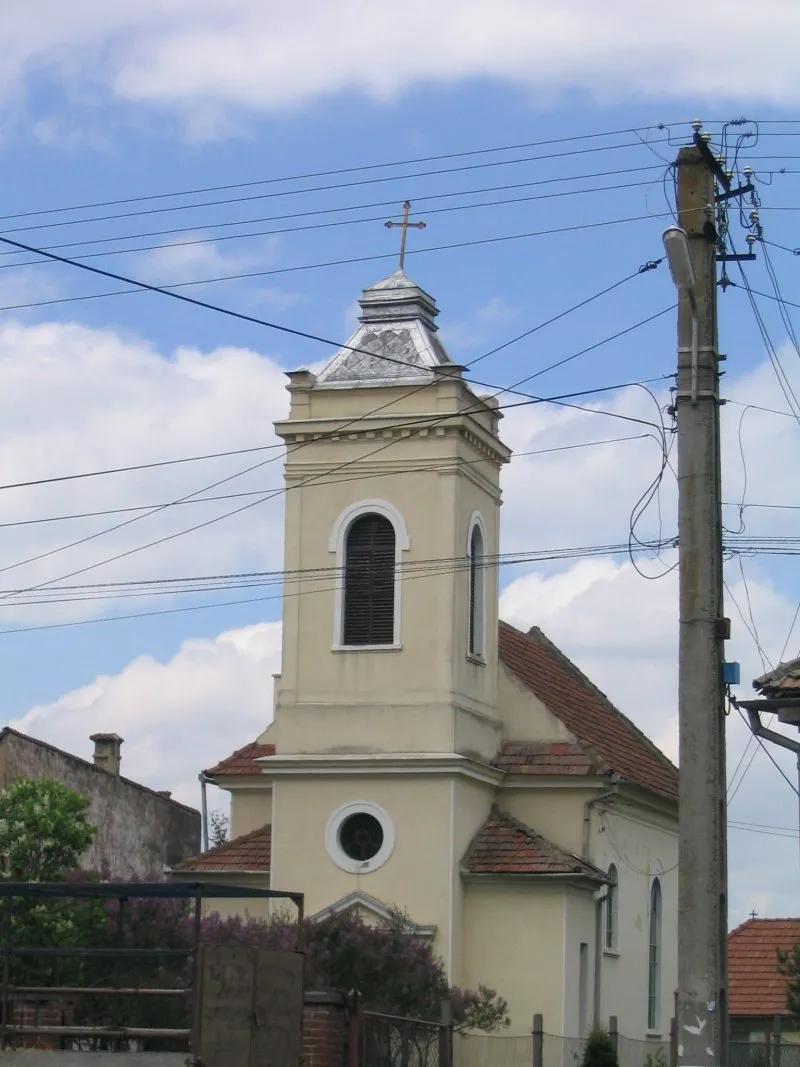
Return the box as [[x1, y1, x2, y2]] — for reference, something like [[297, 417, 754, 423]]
[[723, 661, 741, 686]]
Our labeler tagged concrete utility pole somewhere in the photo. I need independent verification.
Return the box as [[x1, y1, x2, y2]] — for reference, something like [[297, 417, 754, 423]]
[[670, 145, 728, 1067]]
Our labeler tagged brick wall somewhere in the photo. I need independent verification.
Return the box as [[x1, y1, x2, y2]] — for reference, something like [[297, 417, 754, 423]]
[[302, 991, 348, 1067], [10, 1000, 73, 1049]]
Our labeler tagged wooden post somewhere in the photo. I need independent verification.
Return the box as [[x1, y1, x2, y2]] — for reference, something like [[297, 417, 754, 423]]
[[609, 1016, 618, 1054], [533, 1015, 544, 1067], [439, 1000, 453, 1067], [347, 995, 361, 1067], [773, 1016, 782, 1067]]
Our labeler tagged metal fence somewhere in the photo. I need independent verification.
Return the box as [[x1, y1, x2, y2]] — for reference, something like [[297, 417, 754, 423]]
[[731, 1042, 800, 1067], [360, 1009, 450, 1067], [0, 879, 303, 1054]]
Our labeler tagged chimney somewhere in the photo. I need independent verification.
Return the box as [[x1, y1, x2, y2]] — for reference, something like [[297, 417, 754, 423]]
[[90, 733, 123, 776]]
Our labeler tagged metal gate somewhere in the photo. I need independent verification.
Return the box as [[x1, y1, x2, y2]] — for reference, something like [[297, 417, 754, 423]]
[[192, 943, 304, 1067]]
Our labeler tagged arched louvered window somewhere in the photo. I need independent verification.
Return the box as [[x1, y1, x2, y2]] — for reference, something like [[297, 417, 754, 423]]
[[343, 514, 396, 646], [647, 878, 662, 1030], [468, 523, 485, 657]]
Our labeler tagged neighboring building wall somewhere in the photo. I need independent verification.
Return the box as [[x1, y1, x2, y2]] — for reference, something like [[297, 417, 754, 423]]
[[0, 730, 200, 879]]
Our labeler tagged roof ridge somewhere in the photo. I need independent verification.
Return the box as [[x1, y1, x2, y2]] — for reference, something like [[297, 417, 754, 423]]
[[464, 803, 604, 878], [519, 622, 677, 778], [175, 823, 271, 870], [0, 727, 199, 815]]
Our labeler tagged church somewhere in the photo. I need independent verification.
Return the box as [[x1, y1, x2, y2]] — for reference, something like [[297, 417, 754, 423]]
[[175, 264, 679, 1042]]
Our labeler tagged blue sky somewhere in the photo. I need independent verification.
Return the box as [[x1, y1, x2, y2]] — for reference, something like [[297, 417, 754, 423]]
[[3, 1, 800, 924]]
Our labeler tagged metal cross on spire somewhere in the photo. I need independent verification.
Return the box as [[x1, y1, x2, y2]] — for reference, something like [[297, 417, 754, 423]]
[[385, 201, 426, 272]]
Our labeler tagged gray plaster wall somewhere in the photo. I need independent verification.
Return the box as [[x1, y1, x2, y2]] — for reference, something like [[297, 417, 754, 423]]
[[0, 730, 200, 879]]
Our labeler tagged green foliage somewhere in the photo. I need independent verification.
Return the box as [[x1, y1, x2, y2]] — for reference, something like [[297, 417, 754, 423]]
[[644, 1049, 668, 1067], [209, 810, 230, 848], [581, 1027, 619, 1067], [0, 778, 95, 881], [777, 943, 800, 1019]]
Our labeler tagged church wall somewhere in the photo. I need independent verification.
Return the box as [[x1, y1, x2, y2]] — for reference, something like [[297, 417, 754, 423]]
[[496, 666, 576, 743], [593, 803, 678, 1041], [229, 786, 272, 839], [449, 777, 498, 985], [561, 890, 598, 1039], [270, 775, 454, 962], [500, 785, 594, 859], [461, 882, 566, 1037]]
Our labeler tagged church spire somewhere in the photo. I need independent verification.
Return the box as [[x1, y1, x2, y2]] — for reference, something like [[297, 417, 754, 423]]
[[314, 270, 451, 388]]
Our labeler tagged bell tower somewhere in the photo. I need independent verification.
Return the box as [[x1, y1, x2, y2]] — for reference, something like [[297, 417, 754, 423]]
[[270, 268, 511, 761]]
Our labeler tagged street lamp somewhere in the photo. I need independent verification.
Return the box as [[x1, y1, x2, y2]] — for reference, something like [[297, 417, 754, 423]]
[[663, 225, 700, 406]]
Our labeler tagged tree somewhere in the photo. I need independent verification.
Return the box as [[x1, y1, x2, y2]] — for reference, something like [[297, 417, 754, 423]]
[[0, 778, 95, 881], [776, 943, 800, 1019], [581, 1027, 619, 1067], [0, 779, 102, 990], [209, 810, 230, 848]]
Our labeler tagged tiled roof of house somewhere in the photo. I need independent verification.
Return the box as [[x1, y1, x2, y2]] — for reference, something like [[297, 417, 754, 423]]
[[754, 660, 800, 698], [493, 740, 599, 777], [462, 804, 606, 879], [498, 622, 678, 802], [205, 741, 276, 778], [175, 824, 272, 873], [728, 918, 800, 1018]]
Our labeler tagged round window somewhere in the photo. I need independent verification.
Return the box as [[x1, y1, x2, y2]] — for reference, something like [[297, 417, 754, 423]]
[[325, 802, 395, 873], [339, 812, 384, 862]]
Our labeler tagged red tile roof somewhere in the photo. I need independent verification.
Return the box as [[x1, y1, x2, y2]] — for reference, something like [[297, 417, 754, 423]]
[[498, 622, 678, 802], [205, 741, 275, 778], [176, 824, 272, 873], [493, 740, 599, 777], [462, 804, 606, 879], [754, 660, 800, 698], [728, 918, 800, 1018]]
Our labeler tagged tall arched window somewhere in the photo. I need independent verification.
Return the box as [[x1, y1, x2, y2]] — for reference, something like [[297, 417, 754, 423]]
[[605, 864, 619, 951], [647, 878, 662, 1030], [342, 514, 396, 646], [468, 520, 485, 657]]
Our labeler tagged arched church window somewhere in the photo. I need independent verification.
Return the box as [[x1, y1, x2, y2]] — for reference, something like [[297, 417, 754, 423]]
[[343, 514, 396, 646], [605, 863, 619, 951], [647, 878, 662, 1030], [468, 519, 486, 657]]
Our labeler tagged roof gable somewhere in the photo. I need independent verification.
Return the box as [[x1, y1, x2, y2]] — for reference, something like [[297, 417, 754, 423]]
[[497, 622, 678, 802], [175, 824, 272, 873], [205, 741, 276, 778], [729, 918, 800, 1017], [462, 804, 606, 880], [309, 891, 436, 937]]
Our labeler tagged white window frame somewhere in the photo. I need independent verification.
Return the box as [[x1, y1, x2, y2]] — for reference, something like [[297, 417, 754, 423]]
[[647, 877, 663, 1032], [605, 863, 619, 953], [329, 500, 409, 650], [466, 511, 487, 661], [325, 801, 395, 874]]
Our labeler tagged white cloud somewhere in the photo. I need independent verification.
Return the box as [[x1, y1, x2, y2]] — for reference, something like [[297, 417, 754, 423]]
[[0, 319, 292, 621], [1, 1, 799, 130], [12, 620, 282, 808]]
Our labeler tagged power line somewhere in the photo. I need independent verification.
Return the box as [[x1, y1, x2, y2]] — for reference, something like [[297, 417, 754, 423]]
[[0, 537, 673, 636], [0, 173, 665, 268], [0, 213, 670, 314], [0, 126, 682, 224], [0, 376, 671, 603], [0, 434, 652, 529], [0, 140, 660, 236]]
